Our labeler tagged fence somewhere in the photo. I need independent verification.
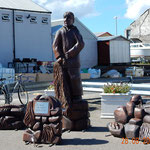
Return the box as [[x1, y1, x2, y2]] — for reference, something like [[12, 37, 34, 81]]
[[82, 82, 150, 96]]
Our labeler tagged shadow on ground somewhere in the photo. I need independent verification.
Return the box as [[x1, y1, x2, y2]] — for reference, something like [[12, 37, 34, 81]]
[[88, 106, 99, 111], [84, 98, 101, 101], [85, 99, 101, 111], [62, 138, 108, 145]]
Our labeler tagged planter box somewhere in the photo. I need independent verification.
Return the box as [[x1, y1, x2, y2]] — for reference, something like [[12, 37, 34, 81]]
[[100, 93, 131, 119], [44, 89, 55, 97]]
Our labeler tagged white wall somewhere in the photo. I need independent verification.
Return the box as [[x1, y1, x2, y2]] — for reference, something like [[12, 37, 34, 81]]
[[0, 9, 13, 67], [110, 38, 130, 63], [15, 11, 52, 61], [80, 39, 97, 69]]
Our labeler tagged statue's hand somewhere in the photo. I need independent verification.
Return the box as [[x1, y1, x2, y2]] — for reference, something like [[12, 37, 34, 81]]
[[62, 58, 67, 66], [56, 57, 63, 64], [56, 57, 67, 66], [65, 53, 69, 59], [65, 51, 73, 59]]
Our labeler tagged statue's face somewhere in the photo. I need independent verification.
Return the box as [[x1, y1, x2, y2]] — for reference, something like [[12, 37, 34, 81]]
[[64, 15, 74, 27]]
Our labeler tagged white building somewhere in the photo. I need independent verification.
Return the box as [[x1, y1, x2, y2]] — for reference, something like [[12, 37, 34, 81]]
[[0, 0, 52, 67], [125, 8, 150, 43], [51, 18, 98, 69], [97, 36, 130, 65]]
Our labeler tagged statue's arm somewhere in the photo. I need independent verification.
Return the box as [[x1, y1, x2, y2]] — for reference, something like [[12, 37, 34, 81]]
[[53, 30, 64, 62], [65, 29, 84, 59]]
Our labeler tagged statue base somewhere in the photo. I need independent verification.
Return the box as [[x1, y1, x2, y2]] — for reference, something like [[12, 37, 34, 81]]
[[62, 100, 90, 131]]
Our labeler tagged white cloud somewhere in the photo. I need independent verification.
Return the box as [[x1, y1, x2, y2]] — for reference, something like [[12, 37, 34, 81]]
[[32, 0, 99, 20], [125, 0, 150, 19]]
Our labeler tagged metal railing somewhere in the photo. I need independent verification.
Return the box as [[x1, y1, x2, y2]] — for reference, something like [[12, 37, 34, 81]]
[[82, 81, 150, 96]]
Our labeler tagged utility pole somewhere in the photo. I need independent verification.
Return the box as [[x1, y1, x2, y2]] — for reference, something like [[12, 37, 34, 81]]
[[114, 16, 118, 35]]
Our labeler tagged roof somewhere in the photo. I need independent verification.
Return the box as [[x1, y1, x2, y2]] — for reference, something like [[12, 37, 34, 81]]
[[51, 19, 64, 27], [51, 25, 63, 35], [51, 17, 97, 40], [98, 35, 129, 41], [0, 0, 51, 13], [95, 32, 112, 37]]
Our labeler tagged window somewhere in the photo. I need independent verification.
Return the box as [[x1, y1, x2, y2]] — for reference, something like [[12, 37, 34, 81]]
[[42, 17, 48, 24], [30, 16, 37, 23], [2, 14, 10, 21], [16, 15, 23, 22], [126, 30, 131, 39]]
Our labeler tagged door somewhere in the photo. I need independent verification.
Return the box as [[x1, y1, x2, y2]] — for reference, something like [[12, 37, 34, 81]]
[[97, 41, 110, 65]]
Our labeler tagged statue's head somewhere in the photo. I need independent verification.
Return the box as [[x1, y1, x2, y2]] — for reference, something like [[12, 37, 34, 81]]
[[63, 11, 74, 27]]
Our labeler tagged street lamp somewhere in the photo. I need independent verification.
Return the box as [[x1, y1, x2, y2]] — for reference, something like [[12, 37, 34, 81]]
[[114, 16, 118, 35]]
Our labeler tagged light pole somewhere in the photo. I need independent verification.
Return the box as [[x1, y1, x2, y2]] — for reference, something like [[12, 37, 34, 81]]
[[114, 16, 118, 35]]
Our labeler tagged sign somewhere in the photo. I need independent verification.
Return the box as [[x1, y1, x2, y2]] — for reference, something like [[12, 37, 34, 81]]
[[33, 101, 50, 116]]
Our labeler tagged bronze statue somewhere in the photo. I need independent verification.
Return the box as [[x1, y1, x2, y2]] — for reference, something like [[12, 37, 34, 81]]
[[53, 11, 84, 107], [53, 12, 90, 131]]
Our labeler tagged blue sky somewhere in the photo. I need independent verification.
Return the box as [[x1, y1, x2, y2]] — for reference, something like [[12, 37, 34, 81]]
[[32, 0, 150, 36], [81, 0, 131, 36]]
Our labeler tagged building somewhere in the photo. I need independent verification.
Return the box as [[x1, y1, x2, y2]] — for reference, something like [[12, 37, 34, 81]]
[[0, 0, 52, 67], [51, 18, 98, 69], [125, 8, 150, 43], [97, 36, 130, 65]]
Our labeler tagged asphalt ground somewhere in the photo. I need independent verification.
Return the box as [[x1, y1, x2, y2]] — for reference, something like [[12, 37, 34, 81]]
[[0, 89, 150, 150]]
